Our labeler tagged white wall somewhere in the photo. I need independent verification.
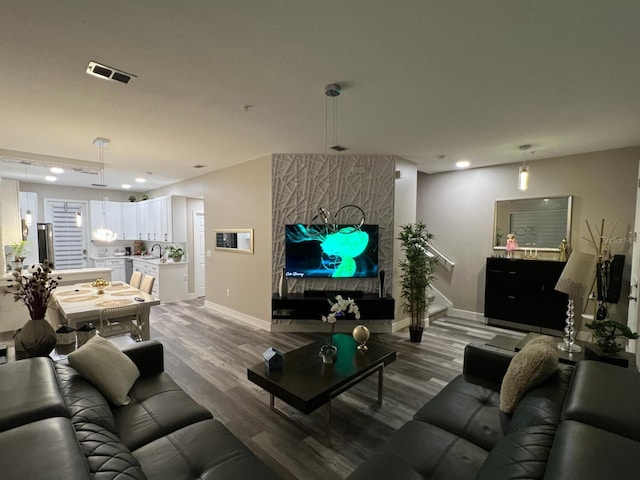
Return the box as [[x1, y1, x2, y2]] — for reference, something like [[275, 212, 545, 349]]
[[418, 147, 640, 325]]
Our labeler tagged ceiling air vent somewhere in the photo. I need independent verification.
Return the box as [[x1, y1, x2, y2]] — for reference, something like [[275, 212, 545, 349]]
[[86, 61, 136, 84]]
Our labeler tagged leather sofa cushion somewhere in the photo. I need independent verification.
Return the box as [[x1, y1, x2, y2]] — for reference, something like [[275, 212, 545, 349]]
[[113, 372, 212, 450], [0, 357, 67, 432], [508, 365, 573, 433], [349, 420, 489, 480], [544, 420, 640, 480], [413, 375, 508, 450], [563, 360, 640, 441], [133, 419, 282, 480], [74, 422, 146, 480], [55, 364, 117, 433], [0, 417, 91, 480], [475, 424, 556, 480]]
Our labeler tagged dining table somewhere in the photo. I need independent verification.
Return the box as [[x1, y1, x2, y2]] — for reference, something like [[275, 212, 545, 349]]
[[51, 281, 160, 341]]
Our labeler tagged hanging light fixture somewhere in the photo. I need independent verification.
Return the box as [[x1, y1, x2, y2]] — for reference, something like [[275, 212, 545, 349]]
[[92, 137, 116, 242], [324, 83, 349, 153], [22, 162, 33, 226], [74, 170, 83, 227], [518, 144, 531, 191]]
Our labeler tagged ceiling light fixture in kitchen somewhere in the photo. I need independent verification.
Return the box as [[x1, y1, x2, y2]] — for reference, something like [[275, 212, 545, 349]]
[[23, 162, 33, 226], [93, 137, 116, 242], [74, 171, 83, 228]]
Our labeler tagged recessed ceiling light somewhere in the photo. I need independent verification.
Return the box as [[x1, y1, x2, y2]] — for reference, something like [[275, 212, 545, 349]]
[[135, 177, 146, 183], [122, 184, 131, 189], [50, 167, 64, 174], [456, 160, 471, 169], [45, 175, 57, 182]]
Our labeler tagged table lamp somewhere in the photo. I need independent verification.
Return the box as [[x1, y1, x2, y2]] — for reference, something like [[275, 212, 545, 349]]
[[555, 250, 595, 352]]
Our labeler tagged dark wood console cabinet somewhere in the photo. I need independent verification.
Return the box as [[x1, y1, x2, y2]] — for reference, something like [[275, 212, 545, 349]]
[[272, 293, 394, 320], [484, 257, 567, 335]]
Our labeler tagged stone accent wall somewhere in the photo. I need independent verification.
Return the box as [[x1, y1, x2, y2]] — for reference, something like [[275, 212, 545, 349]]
[[272, 154, 395, 295]]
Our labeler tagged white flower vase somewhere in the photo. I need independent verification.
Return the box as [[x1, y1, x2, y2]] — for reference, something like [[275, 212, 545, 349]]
[[319, 344, 338, 364]]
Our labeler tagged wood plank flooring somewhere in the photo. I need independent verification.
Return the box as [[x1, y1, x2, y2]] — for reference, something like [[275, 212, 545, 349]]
[[149, 299, 524, 480]]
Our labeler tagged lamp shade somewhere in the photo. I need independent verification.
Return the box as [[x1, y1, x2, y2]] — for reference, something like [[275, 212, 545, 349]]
[[555, 251, 595, 297]]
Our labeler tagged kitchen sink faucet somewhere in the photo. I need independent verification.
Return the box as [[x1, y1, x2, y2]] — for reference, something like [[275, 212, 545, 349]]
[[151, 244, 162, 258]]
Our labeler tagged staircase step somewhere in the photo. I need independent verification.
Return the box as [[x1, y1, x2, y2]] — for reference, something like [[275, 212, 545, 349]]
[[428, 303, 448, 322]]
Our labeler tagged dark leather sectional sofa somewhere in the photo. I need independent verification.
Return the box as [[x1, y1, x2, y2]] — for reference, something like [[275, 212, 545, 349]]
[[0, 340, 282, 480], [347, 342, 640, 480]]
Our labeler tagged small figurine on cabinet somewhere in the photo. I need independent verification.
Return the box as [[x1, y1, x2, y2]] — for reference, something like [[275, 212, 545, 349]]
[[559, 238, 568, 262], [506, 233, 518, 258]]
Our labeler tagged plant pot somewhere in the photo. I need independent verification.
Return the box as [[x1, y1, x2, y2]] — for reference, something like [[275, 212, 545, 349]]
[[409, 326, 424, 343], [14, 318, 57, 359], [319, 344, 338, 364], [10, 261, 23, 272], [584, 344, 630, 368], [172, 255, 182, 263]]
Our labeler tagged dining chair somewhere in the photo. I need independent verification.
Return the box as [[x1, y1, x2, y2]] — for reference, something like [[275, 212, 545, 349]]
[[129, 271, 143, 289], [99, 304, 143, 341], [139, 274, 155, 295]]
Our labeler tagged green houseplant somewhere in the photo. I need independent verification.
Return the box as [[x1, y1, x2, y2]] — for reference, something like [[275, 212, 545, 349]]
[[585, 319, 639, 354], [166, 246, 184, 262], [397, 222, 438, 342], [10, 240, 28, 270]]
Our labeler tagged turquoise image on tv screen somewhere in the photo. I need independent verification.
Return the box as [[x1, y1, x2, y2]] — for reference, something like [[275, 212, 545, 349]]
[[284, 224, 379, 278]]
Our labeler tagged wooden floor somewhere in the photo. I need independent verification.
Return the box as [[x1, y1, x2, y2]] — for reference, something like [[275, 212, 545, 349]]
[[149, 299, 524, 480]]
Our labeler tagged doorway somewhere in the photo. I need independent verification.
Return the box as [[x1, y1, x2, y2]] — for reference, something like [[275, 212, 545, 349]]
[[193, 210, 205, 297], [44, 198, 88, 269]]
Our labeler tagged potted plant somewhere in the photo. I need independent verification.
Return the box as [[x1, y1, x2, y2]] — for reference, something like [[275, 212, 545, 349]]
[[585, 319, 639, 355], [166, 246, 184, 262], [10, 240, 28, 270], [8, 260, 61, 358], [397, 222, 438, 342], [320, 295, 361, 363]]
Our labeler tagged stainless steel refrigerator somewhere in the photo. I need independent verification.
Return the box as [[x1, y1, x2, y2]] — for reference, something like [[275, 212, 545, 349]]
[[37, 223, 55, 267]]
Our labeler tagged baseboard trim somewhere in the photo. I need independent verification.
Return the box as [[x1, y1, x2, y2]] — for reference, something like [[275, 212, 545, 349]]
[[203, 301, 272, 331]]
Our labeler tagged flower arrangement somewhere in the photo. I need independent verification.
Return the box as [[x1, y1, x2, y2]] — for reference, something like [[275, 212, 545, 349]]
[[8, 261, 61, 320], [322, 295, 361, 346]]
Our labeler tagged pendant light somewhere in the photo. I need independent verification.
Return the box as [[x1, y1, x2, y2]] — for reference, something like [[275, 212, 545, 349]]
[[92, 137, 116, 242], [518, 144, 531, 191], [324, 83, 349, 153], [22, 162, 33, 226], [74, 170, 83, 227]]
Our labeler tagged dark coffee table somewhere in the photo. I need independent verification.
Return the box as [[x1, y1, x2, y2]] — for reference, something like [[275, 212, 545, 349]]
[[247, 333, 396, 444]]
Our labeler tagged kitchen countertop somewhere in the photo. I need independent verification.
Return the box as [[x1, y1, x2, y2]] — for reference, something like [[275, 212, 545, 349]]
[[91, 255, 185, 266]]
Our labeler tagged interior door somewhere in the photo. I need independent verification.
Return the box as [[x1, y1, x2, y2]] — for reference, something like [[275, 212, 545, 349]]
[[627, 160, 640, 366], [194, 210, 205, 297]]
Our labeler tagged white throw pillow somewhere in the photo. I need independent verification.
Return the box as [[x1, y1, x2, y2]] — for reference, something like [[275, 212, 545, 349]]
[[499, 336, 559, 413], [68, 335, 140, 406]]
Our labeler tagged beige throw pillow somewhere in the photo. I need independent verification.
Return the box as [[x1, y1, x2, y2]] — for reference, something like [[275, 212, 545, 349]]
[[499, 336, 559, 413], [68, 335, 140, 406]]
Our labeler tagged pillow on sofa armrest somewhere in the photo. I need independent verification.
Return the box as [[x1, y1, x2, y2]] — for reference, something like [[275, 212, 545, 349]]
[[499, 336, 559, 413], [68, 335, 140, 406]]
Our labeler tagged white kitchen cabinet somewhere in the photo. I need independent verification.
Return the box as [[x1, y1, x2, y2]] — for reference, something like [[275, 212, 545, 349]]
[[132, 257, 187, 302], [1, 179, 21, 245], [90, 200, 123, 241], [135, 196, 186, 243], [121, 202, 138, 240]]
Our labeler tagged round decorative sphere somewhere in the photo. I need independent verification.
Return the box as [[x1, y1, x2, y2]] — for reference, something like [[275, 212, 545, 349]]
[[352, 324, 370, 345]]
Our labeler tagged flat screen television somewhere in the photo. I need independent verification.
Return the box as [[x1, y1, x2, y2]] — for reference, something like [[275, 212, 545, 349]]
[[285, 223, 379, 278]]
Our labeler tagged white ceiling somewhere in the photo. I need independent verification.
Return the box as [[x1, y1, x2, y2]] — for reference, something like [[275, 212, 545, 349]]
[[1, 1, 639, 191]]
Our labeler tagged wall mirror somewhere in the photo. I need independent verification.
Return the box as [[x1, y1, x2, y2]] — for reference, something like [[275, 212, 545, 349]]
[[493, 196, 573, 250], [214, 228, 254, 254]]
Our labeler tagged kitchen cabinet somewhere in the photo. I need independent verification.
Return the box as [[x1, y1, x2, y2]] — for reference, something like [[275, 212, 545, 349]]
[[135, 196, 186, 242], [132, 257, 187, 302], [1, 179, 21, 245], [90, 257, 126, 283], [90, 200, 123, 241], [121, 202, 138, 240], [484, 257, 567, 335]]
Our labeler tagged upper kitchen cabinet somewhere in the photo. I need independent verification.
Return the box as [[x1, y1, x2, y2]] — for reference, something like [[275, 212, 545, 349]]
[[90, 200, 123, 241], [1, 179, 22, 245], [121, 202, 138, 240], [136, 195, 186, 243]]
